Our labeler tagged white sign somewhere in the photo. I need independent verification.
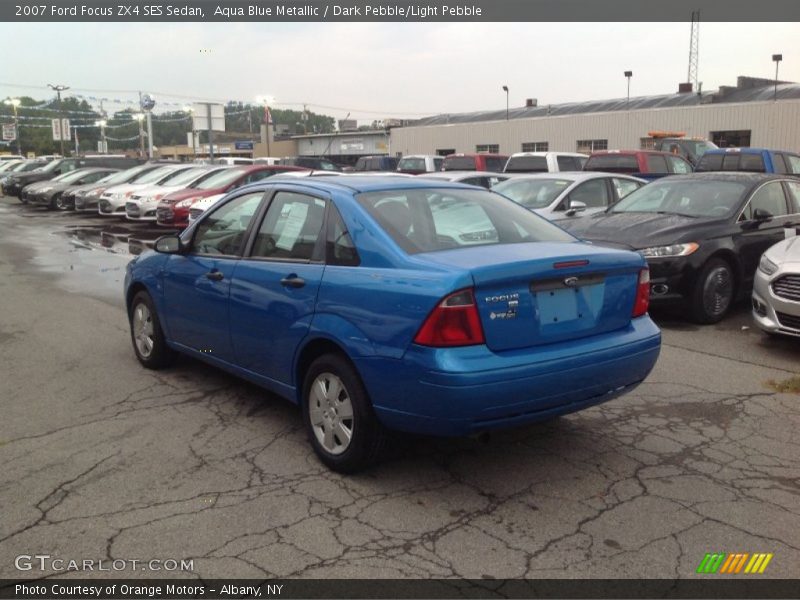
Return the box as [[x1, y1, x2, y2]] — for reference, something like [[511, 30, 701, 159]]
[[97, 141, 108, 153], [2, 123, 16, 141], [191, 103, 225, 132], [51, 118, 71, 141]]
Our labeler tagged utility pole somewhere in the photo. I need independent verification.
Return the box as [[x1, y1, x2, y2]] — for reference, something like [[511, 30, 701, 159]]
[[48, 83, 69, 156], [206, 103, 214, 160]]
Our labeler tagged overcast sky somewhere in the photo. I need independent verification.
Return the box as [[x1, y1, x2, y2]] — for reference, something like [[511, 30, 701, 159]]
[[2, 22, 798, 121]]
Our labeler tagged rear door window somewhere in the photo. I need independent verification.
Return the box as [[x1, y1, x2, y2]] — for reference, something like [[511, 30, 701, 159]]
[[741, 181, 789, 220]]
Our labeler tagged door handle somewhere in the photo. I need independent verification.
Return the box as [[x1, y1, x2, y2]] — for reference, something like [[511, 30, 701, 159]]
[[280, 275, 306, 288], [205, 270, 224, 281]]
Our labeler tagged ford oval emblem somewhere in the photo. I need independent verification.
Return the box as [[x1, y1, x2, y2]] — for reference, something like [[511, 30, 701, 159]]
[[564, 276, 580, 287]]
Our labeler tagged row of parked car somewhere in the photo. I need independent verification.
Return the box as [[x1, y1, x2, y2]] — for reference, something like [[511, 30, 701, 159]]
[[2, 151, 799, 337]]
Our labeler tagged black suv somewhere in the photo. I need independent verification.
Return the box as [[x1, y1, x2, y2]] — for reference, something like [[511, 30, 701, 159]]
[[6, 156, 143, 199]]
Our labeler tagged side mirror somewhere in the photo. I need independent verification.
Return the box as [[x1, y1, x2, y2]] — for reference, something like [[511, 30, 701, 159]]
[[565, 200, 587, 217], [154, 234, 183, 254], [753, 208, 773, 221]]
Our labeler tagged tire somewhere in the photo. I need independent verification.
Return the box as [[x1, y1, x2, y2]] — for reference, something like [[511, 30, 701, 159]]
[[690, 257, 735, 324], [129, 291, 175, 369], [302, 354, 387, 473], [53, 194, 70, 211]]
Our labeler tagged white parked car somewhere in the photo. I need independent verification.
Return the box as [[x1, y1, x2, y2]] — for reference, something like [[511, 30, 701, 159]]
[[187, 192, 226, 225], [503, 152, 588, 174], [125, 166, 228, 221], [98, 165, 195, 217], [396, 154, 444, 174], [417, 170, 510, 189], [752, 235, 800, 337], [492, 172, 646, 221]]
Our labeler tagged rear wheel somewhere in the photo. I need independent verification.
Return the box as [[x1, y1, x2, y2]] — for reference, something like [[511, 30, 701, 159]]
[[302, 354, 386, 473], [690, 258, 735, 324], [129, 291, 175, 369]]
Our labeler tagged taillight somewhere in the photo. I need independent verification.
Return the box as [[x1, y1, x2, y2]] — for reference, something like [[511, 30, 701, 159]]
[[414, 289, 485, 347], [632, 268, 650, 317]]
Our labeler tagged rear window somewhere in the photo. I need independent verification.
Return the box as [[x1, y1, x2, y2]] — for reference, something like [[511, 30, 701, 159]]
[[398, 157, 427, 172], [645, 155, 669, 173], [443, 157, 477, 171], [556, 156, 582, 171], [696, 153, 724, 171], [484, 157, 507, 172], [504, 156, 548, 173], [492, 178, 572, 209], [739, 153, 766, 172], [357, 188, 574, 254], [584, 155, 639, 173]]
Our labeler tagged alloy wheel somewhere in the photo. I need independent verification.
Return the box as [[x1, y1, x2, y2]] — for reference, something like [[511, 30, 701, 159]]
[[132, 303, 155, 358], [308, 372, 354, 455]]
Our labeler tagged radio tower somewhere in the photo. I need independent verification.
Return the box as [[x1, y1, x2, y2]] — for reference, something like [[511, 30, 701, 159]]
[[687, 10, 700, 91]]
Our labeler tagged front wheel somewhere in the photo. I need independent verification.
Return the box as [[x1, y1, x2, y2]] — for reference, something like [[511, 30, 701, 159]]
[[129, 291, 175, 369], [53, 194, 70, 211], [690, 258, 735, 324], [302, 354, 387, 473]]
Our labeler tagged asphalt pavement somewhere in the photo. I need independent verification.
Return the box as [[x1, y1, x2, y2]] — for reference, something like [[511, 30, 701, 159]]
[[1, 197, 798, 580]]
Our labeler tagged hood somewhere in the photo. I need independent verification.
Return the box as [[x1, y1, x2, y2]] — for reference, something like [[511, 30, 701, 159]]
[[162, 187, 221, 203], [560, 211, 723, 249], [764, 235, 800, 265], [103, 182, 151, 196]]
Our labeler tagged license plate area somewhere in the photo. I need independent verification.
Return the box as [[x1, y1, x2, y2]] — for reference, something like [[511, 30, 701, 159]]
[[531, 274, 606, 326]]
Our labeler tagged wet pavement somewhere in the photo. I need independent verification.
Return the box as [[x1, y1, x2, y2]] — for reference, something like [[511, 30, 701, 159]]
[[0, 195, 799, 581]]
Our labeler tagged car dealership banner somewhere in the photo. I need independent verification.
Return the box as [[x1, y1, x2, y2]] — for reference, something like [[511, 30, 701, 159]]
[[3, 0, 799, 21]]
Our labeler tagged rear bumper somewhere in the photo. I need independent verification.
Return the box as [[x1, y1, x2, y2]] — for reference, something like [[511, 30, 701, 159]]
[[356, 316, 661, 436]]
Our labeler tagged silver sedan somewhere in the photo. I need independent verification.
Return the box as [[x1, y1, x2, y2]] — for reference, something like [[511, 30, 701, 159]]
[[752, 235, 800, 337]]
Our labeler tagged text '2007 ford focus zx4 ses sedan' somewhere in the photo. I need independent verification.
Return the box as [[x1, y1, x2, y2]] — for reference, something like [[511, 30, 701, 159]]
[[124, 176, 661, 472]]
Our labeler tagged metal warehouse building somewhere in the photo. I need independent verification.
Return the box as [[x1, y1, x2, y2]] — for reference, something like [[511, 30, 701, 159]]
[[390, 76, 800, 157]]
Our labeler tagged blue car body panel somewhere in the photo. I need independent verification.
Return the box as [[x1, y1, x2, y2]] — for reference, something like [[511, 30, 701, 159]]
[[125, 176, 661, 437]]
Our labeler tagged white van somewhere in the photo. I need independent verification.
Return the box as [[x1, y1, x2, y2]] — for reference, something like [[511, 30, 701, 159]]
[[253, 157, 282, 166], [504, 152, 588, 173]]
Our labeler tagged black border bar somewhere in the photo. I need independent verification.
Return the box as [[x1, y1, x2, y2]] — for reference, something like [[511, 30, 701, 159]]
[[2, 579, 800, 599], [3, 0, 800, 22]]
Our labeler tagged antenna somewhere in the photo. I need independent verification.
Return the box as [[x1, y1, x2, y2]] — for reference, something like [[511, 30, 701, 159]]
[[687, 10, 700, 91]]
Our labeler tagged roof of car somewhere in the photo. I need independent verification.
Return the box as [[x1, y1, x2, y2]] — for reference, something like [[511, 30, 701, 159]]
[[645, 172, 786, 183], [509, 152, 588, 158], [419, 171, 508, 180], [589, 150, 675, 157], [501, 172, 646, 183], [243, 174, 479, 194], [701, 147, 797, 155]]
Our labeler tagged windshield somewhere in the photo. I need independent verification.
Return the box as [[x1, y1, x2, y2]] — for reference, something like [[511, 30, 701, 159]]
[[610, 180, 748, 218], [51, 170, 79, 182], [40, 159, 67, 173], [160, 167, 209, 186], [684, 140, 718, 156], [134, 166, 179, 184], [59, 169, 99, 184], [493, 178, 572, 209], [98, 165, 150, 185], [12, 161, 44, 173], [193, 167, 246, 190], [357, 187, 575, 254]]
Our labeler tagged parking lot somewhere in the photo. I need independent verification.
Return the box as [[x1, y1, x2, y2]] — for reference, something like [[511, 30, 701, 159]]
[[0, 196, 799, 580]]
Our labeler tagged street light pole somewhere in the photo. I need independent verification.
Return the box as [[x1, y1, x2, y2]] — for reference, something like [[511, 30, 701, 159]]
[[48, 83, 69, 156], [502, 85, 509, 120], [624, 71, 633, 106], [95, 119, 107, 153], [4, 98, 21, 155], [183, 106, 197, 158], [772, 54, 782, 101], [134, 113, 145, 157], [257, 96, 274, 157]]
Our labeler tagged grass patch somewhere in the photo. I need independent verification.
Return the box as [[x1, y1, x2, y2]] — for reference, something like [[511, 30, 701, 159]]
[[766, 376, 800, 393]]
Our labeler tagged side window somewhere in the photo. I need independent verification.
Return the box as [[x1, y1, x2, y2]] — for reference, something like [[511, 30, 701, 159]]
[[327, 206, 360, 266], [645, 155, 668, 173], [567, 179, 610, 209], [741, 182, 789, 220], [773, 153, 789, 174], [612, 177, 642, 200], [434, 158, 444, 171], [251, 192, 326, 260], [786, 154, 800, 175], [667, 156, 692, 174], [192, 192, 264, 256], [82, 171, 109, 184], [245, 170, 274, 184], [784, 181, 800, 213], [556, 156, 579, 171]]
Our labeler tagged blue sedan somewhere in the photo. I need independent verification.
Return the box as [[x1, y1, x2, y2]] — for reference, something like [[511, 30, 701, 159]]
[[125, 176, 661, 472]]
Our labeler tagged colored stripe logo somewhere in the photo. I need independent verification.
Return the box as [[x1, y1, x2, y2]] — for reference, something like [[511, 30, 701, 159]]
[[697, 553, 773, 574]]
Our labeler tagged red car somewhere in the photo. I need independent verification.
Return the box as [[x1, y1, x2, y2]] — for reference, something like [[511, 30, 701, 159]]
[[156, 165, 307, 228], [442, 153, 508, 172], [582, 150, 692, 180]]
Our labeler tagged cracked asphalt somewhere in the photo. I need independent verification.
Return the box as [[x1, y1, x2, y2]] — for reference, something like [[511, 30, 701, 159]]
[[0, 197, 798, 581]]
